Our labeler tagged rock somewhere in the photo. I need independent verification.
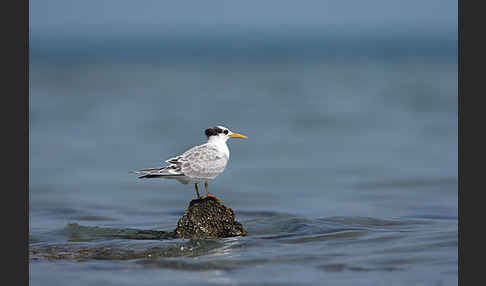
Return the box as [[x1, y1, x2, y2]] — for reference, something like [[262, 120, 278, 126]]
[[64, 223, 175, 241], [29, 197, 248, 261], [173, 196, 248, 239]]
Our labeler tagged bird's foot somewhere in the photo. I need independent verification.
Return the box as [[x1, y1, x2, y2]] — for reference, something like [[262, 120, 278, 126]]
[[206, 193, 218, 199]]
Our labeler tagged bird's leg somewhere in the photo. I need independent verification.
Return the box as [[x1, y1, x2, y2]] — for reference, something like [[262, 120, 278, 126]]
[[195, 184, 201, 199], [205, 182, 217, 198]]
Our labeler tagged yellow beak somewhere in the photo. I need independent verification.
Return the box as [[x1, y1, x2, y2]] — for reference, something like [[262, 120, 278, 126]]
[[229, 132, 247, 139]]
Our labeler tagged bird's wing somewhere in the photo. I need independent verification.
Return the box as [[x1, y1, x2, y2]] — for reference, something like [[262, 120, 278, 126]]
[[176, 144, 228, 179], [131, 144, 227, 179], [131, 151, 189, 177]]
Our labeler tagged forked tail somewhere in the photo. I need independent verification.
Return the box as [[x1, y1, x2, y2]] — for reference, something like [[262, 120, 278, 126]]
[[129, 166, 183, 179]]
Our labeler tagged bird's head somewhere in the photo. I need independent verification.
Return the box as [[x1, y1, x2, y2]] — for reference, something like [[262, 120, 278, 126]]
[[205, 126, 247, 142]]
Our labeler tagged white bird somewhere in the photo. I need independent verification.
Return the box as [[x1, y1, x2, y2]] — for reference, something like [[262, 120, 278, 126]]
[[130, 126, 247, 199]]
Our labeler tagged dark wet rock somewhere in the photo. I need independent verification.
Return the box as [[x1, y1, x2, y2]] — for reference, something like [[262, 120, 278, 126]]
[[29, 197, 247, 261], [29, 240, 221, 261], [174, 196, 248, 239], [61, 197, 247, 241], [64, 223, 175, 241]]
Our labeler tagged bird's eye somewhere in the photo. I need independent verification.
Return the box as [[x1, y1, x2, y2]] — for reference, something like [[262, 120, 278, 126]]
[[224, 130, 229, 135]]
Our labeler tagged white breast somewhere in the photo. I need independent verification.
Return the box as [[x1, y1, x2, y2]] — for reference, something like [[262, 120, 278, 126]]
[[207, 136, 230, 158]]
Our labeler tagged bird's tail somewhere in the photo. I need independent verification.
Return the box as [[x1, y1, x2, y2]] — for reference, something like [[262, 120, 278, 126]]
[[129, 166, 183, 179]]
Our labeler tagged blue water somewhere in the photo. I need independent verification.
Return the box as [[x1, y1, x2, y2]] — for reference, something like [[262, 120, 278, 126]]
[[29, 45, 457, 285]]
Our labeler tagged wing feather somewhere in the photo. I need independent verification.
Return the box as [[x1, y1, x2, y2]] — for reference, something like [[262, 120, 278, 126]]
[[178, 144, 228, 179], [131, 143, 227, 180]]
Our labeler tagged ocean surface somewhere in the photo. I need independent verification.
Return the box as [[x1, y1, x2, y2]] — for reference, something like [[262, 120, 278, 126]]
[[29, 43, 457, 285]]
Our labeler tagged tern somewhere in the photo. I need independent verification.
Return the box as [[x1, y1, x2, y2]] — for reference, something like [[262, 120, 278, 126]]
[[130, 126, 247, 199]]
